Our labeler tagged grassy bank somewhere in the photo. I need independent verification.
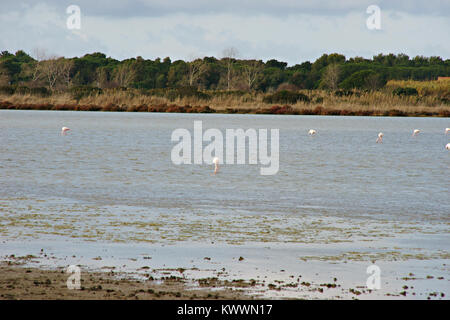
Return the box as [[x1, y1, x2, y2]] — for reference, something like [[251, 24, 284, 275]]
[[1, 80, 449, 117]]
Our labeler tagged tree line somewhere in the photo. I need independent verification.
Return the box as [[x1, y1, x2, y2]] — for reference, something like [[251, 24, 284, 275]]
[[0, 49, 449, 94]]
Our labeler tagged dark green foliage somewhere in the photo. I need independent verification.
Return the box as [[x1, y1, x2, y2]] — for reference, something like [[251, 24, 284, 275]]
[[265, 59, 288, 69], [0, 86, 15, 95], [334, 90, 355, 97], [262, 90, 310, 104], [210, 90, 247, 97], [30, 87, 50, 97], [392, 87, 418, 96], [340, 70, 376, 89], [70, 85, 103, 100], [0, 50, 448, 93]]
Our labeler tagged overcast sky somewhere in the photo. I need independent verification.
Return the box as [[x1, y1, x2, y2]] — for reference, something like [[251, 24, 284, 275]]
[[0, 0, 449, 64]]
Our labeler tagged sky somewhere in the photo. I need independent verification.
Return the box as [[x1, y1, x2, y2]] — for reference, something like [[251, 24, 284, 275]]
[[0, 0, 449, 65]]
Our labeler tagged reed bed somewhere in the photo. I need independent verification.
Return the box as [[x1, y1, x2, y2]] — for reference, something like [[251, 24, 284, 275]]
[[1, 86, 449, 117], [386, 79, 450, 97]]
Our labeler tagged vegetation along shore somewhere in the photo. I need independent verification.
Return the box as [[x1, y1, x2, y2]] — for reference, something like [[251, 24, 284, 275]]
[[0, 50, 449, 116]]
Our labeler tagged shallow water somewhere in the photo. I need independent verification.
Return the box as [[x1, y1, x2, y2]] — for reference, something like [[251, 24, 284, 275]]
[[0, 110, 449, 298]]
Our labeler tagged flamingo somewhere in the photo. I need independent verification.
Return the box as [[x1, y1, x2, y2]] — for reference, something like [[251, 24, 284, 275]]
[[308, 129, 316, 135], [446, 143, 450, 150], [412, 129, 420, 137], [61, 127, 70, 135], [376, 132, 383, 143], [213, 157, 219, 175], [445, 128, 450, 134]]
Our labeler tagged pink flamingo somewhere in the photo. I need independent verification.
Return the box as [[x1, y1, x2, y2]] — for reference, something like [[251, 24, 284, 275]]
[[445, 128, 450, 134], [376, 132, 383, 143], [213, 157, 219, 175], [412, 129, 420, 137], [446, 143, 450, 150], [61, 127, 70, 135]]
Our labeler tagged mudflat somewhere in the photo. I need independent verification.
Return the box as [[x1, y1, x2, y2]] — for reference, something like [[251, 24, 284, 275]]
[[0, 262, 249, 300]]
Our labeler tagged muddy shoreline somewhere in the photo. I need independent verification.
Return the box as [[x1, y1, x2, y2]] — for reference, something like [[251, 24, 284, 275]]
[[1, 240, 448, 300], [0, 262, 250, 300], [1, 101, 449, 117]]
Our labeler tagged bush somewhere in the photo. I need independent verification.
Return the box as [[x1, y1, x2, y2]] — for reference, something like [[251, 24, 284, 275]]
[[30, 87, 50, 97], [340, 70, 376, 89], [169, 87, 210, 101], [209, 90, 247, 97], [262, 90, 310, 104], [10, 86, 50, 97], [0, 86, 15, 95], [392, 87, 419, 96], [334, 90, 354, 97], [70, 86, 103, 101], [147, 86, 210, 101], [15, 86, 31, 94], [314, 97, 324, 103]]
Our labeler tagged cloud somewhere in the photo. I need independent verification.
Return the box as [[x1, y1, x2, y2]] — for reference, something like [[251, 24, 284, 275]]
[[2, 0, 450, 17], [0, 1, 448, 64]]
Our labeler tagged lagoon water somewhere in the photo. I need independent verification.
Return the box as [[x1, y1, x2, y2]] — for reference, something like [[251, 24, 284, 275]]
[[0, 110, 449, 298]]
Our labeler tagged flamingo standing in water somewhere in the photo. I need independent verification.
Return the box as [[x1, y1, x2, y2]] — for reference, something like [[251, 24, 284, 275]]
[[61, 127, 70, 135], [213, 157, 219, 175], [376, 132, 383, 143], [412, 129, 420, 137], [445, 128, 450, 134], [446, 143, 450, 150], [308, 129, 316, 135]]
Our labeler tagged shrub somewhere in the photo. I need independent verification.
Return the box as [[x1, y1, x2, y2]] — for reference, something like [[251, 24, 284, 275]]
[[11, 86, 50, 97], [314, 97, 324, 103], [334, 90, 354, 97], [262, 90, 310, 104], [0, 86, 15, 95], [148, 86, 210, 101], [15, 86, 31, 94], [340, 70, 376, 89], [30, 87, 50, 97], [171, 87, 210, 101], [392, 87, 418, 96], [70, 86, 103, 101], [209, 90, 247, 97]]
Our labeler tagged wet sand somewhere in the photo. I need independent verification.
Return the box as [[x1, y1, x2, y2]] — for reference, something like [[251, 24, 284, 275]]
[[0, 261, 248, 300], [1, 241, 448, 300]]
